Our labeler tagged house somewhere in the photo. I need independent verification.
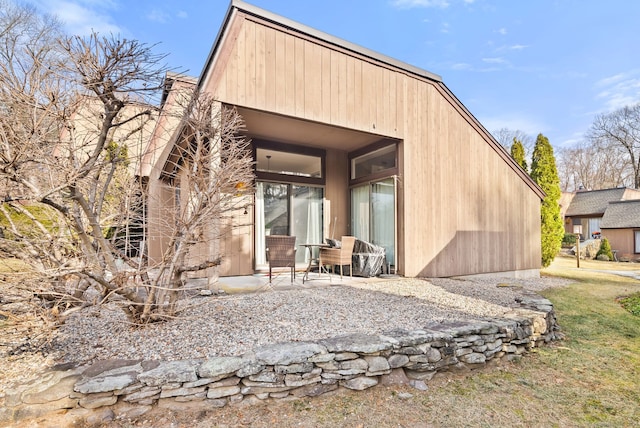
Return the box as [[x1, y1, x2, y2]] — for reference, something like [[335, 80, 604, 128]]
[[143, 0, 545, 279], [562, 187, 640, 239], [600, 200, 640, 261]]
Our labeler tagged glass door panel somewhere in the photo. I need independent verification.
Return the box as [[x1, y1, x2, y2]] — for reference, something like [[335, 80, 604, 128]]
[[351, 185, 370, 242], [256, 182, 323, 267], [371, 179, 395, 266], [263, 183, 289, 236], [292, 185, 323, 263], [351, 178, 396, 268]]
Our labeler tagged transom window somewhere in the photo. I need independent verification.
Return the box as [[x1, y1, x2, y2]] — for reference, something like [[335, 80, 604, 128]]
[[253, 140, 325, 185], [256, 148, 322, 179], [351, 144, 396, 180]]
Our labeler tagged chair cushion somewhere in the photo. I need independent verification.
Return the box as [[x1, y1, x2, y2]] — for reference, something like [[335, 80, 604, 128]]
[[325, 238, 341, 248]]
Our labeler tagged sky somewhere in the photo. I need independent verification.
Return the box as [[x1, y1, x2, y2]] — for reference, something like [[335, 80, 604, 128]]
[[27, 0, 640, 150]]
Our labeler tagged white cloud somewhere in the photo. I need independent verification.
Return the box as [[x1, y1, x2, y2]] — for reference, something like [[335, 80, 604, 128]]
[[451, 62, 472, 70], [177, 11, 188, 19], [497, 28, 507, 35], [595, 70, 640, 112], [391, 0, 475, 8], [31, 0, 122, 36], [495, 44, 528, 53], [147, 9, 170, 23], [556, 132, 585, 149], [482, 57, 507, 64], [391, 0, 450, 8]]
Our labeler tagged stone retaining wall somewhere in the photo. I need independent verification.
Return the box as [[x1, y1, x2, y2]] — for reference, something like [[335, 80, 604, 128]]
[[1, 294, 559, 425]]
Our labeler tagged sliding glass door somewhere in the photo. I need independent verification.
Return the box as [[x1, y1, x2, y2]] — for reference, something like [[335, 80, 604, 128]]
[[255, 182, 323, 267], [351, 178, 396, 267]]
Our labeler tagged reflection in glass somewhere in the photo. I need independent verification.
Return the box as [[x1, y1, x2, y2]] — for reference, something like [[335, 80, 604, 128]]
[[256, 148, 322, 178], [255, 182, 323, 266]]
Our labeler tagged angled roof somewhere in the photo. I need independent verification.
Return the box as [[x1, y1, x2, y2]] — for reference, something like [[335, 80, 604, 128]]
[[195, 0, 544, 199], [565, 188, 629, 216], [601, 200, 640, 228], [199, 0, 443, 89]]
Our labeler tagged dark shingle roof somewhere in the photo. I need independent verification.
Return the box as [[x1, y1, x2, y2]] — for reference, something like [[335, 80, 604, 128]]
[[565, 188, 628, 216], [600, 200, 640, 228]]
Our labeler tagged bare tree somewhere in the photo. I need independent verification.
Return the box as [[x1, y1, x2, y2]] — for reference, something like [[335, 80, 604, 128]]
[[141, 96, 254, 322], [0, 2, 254, 323], [492, 128, 534, 155], [588, 104, 640, 189], [556, 140, 632, 192]]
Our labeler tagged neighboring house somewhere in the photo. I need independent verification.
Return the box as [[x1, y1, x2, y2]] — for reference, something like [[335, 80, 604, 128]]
[[600, 200, 640, 261], [64, 95, 158, 176], [144, 0, 545, 278], [562, 188, 640, 239]]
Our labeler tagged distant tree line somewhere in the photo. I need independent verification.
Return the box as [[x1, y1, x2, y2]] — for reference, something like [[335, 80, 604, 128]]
[[494, 100, 640, 267], [497, 102, 640, 192]]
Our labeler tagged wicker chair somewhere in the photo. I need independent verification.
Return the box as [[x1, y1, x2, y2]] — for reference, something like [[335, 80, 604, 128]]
[[319, 236, 356, 280], [265, 235, 296, 283]]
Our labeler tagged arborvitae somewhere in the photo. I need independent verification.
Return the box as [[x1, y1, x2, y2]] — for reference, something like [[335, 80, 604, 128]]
[[596, 238, 614, 261], [530, 133, 564, 267], [510, 138, 528, 172]]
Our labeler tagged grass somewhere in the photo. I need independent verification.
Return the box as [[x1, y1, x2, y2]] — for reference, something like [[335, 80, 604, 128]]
[[10, 256, 640, 427], [96, 255, 640, 428], [619, 293, 640, 316]]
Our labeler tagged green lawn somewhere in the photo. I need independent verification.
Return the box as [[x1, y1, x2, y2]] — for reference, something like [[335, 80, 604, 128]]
[[122, 256, 640, 427], [5, 256, 640, 427]]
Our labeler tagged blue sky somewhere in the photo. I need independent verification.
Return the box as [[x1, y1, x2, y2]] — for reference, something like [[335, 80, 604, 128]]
[[29, 0, 640, 149]]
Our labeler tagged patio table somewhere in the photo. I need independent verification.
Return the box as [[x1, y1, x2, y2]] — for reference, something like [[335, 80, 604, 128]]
[[300, 243, 330, 283]]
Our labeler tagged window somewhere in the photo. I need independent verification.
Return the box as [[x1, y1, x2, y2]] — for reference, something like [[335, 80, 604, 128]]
[[256, 148, 322, 178], [588, 218, 601, 239], [635, 230, 640, 253], [351, 144, 396, 180], [255, 182, 323, 266], [351, 178, 396, 268]]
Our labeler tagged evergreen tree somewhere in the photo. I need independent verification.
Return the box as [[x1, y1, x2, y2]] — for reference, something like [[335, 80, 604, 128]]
[[530, 134, 564, 267], [596, 238, 614, 261], [510, 138, 528, 172]]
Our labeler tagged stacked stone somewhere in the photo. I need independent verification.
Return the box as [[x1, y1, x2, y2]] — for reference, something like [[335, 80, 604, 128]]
[[1, 298, 557, 424]]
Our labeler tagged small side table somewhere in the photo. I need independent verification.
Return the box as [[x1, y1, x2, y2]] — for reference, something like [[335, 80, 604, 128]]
[[300, 243, 330, 283]]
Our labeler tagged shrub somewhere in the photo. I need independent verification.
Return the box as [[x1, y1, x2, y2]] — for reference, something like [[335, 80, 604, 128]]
[[596, 238, 614, 261], [619, 292, 640, 316], [562, 233, 576, 247]]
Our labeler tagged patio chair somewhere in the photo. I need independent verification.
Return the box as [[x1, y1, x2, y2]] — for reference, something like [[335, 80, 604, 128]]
[[319, 236, 356, 280], [265, 235, 296, 283]]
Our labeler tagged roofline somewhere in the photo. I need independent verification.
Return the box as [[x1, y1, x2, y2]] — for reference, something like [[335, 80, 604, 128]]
[[196, 0, 544, 199], [435, 81, 545, 199], [609, 199, 640, 204], [161, 72, 197, 107], [198, 0, 442, 88], [565, 212, 605, 218]]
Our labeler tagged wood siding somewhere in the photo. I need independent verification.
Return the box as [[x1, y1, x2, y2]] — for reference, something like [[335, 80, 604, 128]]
[[204, 13, 402, 140], [602, 229, 640, 261], [200, 10, 541, 277], [324, 148, 350, 239]]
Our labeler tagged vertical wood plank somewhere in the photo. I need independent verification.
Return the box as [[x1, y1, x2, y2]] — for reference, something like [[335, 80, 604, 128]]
[[244, 21, 256, 105], [345, 55, 356, 127], [235, 21, 247, 105], [274, 30, 286, 112], [304, 41, 322, 121], [294, 37, 305, 116], [284, 33, 295, 116], [320, 47, 332, 123]]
